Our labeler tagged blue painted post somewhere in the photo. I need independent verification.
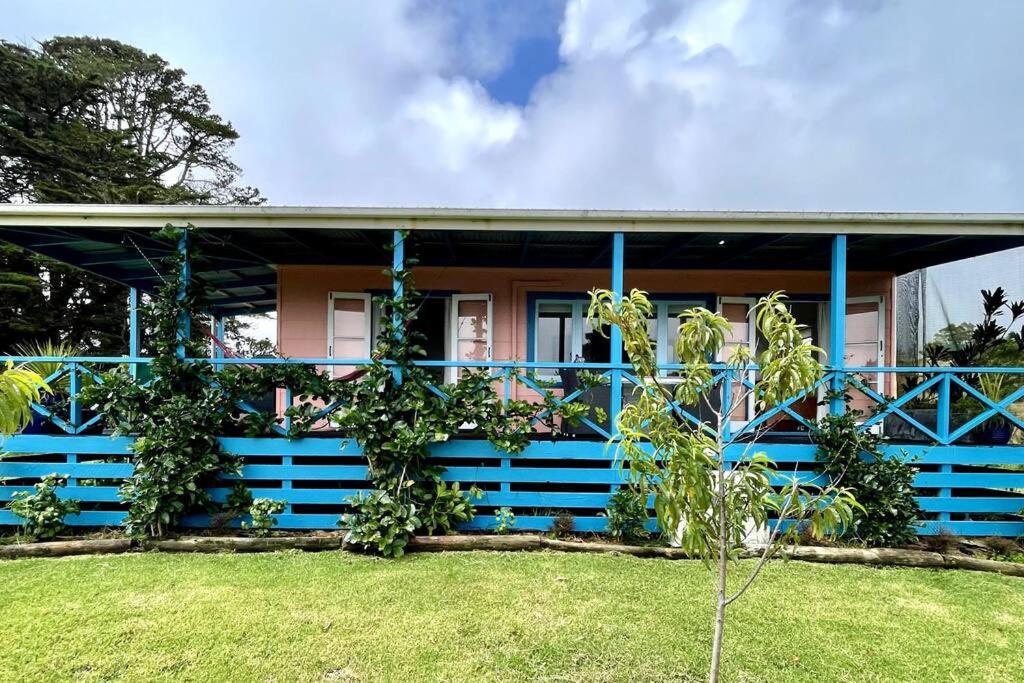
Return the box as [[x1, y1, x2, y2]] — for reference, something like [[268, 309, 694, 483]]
[[828, 234, 847, 415], [937, 373, 952, 522], [128, 287, 141, 380], [213, 315, 225, 372], [176, 230, 191, 359], [610, 232, 625, 437], [67, 363, 80, 485], [392, 229, 404, 384]]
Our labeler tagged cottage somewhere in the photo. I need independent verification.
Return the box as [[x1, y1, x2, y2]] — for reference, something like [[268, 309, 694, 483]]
[[2, 205, 1023, 536]]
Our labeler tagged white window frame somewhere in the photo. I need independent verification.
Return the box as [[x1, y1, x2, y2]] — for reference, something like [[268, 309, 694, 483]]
[[838, 294, 886, 398], [326, 292, 372, 378], [717, 296, 758, 424], [649, 300, 706, 374], [532, 297, 702, 379], [447, 293, 493, 384]]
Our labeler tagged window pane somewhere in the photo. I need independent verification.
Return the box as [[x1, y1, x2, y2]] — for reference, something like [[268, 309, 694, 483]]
[[538, 304, 572, 363], [456, 300, 488, 339], [583, 319, 611, 363], [333, 298, 366, 335], [847, 302, 879, 345], [332, 338, 366, 358], [457, 339, 488, 361], [665, 305, 689, 364]]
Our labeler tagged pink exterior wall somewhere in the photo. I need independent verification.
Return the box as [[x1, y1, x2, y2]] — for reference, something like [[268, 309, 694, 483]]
[[278, 265, 896, 366]]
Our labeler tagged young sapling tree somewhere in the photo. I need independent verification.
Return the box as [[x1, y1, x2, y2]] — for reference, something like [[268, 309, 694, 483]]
[[588, 289, 858, 683]]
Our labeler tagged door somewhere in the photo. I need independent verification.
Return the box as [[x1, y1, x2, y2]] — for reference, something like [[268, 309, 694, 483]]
[[327, 292, 372, 378], [717, 297, 757, 425], [844, 296, 885, 416], [448, 294, 493, 384]]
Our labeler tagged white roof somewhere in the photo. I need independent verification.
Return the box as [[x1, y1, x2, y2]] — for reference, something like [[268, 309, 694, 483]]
[[2, 204, 1024, 235]]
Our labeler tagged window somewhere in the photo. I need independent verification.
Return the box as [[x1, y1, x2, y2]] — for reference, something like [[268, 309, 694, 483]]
[[327, 292, 371, 378], [532, 296, 702, 374], [333, 292, 492, 384]]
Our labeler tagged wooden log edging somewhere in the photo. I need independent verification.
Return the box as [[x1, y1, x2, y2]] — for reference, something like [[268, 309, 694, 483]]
[[0, 534, 1021, 577]]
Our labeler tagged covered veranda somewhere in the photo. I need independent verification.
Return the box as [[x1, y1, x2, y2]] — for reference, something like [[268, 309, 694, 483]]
[[2, 205, 1024, 535]]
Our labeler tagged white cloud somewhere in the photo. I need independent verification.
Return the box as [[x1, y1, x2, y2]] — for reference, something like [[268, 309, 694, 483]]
[[4, 0, 1024, 211]]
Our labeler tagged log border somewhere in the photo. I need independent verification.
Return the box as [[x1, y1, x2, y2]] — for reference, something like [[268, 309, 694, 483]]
[[0, 534, 1021, 578]]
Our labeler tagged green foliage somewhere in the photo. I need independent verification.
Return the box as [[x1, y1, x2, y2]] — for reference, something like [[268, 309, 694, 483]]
[[82, 226, 351, 537], [0, 36, 264, 356], [11, 340, 82, 395], [812, 406, 922, 548], [7, 473, 80, 540], [495, 507, 516, 534], [0, 360, 49, 435], [343, 490, 421, 558], [338, 252, 586, 557], [589, 287, 858, 681], [242, 498, 286, 537], [604, 487, 650, 544]]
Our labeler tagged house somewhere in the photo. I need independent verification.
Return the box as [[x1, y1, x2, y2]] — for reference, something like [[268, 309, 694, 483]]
[[1, 205, 1023, 536]]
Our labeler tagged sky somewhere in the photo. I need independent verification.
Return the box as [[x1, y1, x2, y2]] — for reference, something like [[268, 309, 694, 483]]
[[5, 0, 1024, 211]]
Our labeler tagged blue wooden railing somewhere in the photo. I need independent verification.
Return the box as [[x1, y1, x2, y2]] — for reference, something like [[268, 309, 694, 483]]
[[2, 356, 1023, 536]]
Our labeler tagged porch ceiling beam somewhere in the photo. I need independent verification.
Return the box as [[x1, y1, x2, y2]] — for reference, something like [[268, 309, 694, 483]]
[[197, 272, 277, 290], [651, 232, 704, 266], [589, 238, 613, 266], [442, 231, 458, 264], [789, 234, 873, 267], [714, 234, 790, 266], [885, 235, 965, 258], [519, 232, 533, 265], [353, 229, 389, 260], [207, 291, 276, 305]]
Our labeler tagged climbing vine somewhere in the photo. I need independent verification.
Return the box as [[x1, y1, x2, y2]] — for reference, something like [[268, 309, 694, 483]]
[[337, 247, 588, 557], [84, 226, 585, 543], [85, 225, 348, 537]]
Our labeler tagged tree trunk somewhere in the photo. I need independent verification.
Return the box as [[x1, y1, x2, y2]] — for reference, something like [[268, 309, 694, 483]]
[[709, 462, 728, 682]]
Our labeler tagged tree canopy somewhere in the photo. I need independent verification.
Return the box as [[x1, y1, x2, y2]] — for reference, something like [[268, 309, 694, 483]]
[[0, 36, 263, 353]]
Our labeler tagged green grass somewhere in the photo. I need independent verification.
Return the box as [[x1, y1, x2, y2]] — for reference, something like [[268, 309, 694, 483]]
[[1, 551, 1022, 682]]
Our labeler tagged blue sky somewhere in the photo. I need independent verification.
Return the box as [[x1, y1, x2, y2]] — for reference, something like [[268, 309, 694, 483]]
[[4, 0, 1024, 212]]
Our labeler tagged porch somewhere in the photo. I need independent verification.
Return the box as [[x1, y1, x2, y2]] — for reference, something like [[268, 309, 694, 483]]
[[2, 206, 1024, 536]]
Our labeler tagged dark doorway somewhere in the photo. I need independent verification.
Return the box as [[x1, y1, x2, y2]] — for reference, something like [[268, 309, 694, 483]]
[[408, 297, 447, 382]]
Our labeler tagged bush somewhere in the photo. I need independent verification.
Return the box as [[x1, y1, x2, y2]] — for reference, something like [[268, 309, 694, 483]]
[[341, 490, 421, 558], [495, 507, 516, 534], [812, 409, 921, 547], [7, 474, 81, 540], [604, 487, 650, 544], [242, 498, 286, 536]]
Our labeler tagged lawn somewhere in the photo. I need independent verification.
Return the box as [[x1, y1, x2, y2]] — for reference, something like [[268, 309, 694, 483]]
[[1, 550, 1022, 682]]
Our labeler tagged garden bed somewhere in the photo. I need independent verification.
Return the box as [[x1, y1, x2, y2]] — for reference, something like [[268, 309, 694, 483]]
[[2, 532, 1022, 577]]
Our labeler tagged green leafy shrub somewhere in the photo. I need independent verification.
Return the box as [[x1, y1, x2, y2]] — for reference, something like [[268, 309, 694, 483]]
[[83, 226, 348, 537], [604, 487, 650, 544], [7, 474, 81, 539], [812, 407, 921, 547], [336, 251, 589, 557], [343, 490, 421, 558], [495, 506, 516, 534], [242, 498, 286, 536]]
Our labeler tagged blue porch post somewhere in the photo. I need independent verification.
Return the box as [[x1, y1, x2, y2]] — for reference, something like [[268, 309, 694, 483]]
[[610, 232, 625, 436], [392, 229, 404, 384], [128, 287, 141, 379], [212, 315, 225, 372], [828, 234, 847, 415], [176, 230, 191, 359]]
